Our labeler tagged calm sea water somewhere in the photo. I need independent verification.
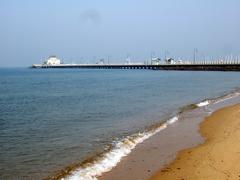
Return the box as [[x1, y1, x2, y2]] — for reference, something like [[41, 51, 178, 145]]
[[0, 68, 240, 179]]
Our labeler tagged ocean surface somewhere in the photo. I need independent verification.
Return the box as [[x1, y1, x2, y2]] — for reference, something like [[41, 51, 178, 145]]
[[0, 68, 240, 179]]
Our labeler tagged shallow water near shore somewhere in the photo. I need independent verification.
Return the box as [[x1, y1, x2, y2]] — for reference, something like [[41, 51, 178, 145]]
[[0, 68, 240, 179], [100, 89, 240, 180]]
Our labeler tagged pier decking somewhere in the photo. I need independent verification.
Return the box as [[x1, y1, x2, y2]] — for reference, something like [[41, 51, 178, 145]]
[[32, 63, 240, 71]]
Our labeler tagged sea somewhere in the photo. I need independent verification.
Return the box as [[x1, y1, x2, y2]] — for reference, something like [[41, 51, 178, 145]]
[[0, 68, 240, 179]]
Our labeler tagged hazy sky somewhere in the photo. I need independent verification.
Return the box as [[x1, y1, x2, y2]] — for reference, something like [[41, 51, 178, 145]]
[[0, 0, 240, 66]]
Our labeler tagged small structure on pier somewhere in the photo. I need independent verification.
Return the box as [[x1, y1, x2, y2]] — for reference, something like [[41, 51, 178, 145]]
[[151, 57, 161, 65], [44, 56, 61, 65], [97, 59, 105, 65], [165, 58, 175, 64], [125, 57, 131, 65]]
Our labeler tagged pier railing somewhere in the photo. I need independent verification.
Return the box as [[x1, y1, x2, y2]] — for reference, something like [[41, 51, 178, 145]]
[[31, 61, 240, 71]]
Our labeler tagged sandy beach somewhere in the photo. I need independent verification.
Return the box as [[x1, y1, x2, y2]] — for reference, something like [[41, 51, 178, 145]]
[[152, 104, 240, 180]]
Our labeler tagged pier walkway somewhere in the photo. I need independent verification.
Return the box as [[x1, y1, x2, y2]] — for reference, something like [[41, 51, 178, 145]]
[[31, 63, 240, 71]]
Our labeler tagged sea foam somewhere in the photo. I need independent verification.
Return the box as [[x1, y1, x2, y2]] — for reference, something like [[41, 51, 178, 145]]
[[64, 90, 240, 180], [196, 100, 210, 107], [167, 116, 179, 125], [213, 91, 240, 104], [197, 90, 240, 107], [64, 116, 178, 180]]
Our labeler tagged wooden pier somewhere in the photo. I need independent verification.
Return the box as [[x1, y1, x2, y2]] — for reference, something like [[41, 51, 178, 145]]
[[31, 63, 240, 71]]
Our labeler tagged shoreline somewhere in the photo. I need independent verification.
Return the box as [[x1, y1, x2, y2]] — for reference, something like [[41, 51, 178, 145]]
[[56, 90, 240, 180], [98, 92, 240, 180], [151, 104, 240, 180]]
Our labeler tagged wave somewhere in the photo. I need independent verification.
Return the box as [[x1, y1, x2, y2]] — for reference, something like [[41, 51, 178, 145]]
[[166, 116, 178, 125], [196, 100, 210, 107], [63, 116, 178, 180], [59, 89, 240, 180], [196, 89, 240, 108], [213, 91, 240, 104]]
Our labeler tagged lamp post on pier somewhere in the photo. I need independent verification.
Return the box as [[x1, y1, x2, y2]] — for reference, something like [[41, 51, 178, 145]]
[[193, 48, 198, 64]]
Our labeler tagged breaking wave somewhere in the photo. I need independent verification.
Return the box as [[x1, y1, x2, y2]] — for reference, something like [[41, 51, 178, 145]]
[[196, 89, 240, 108], [63, 116, 178, 180], [213, 91, 240, 104], [59, 89, 240, 180], [196, 100, 210, 107]]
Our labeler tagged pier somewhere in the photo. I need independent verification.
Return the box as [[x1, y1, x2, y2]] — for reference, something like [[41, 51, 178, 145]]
[[32, 63, 240, 71]]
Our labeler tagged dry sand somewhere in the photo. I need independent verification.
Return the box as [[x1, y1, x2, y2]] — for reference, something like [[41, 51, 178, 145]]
[[151, 104, 240, 180]]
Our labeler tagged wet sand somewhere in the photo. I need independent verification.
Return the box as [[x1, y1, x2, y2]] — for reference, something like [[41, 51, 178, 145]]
[[152, 104, 240, 180], [100, 107, 208, 180], [100, 94, 240, 180]]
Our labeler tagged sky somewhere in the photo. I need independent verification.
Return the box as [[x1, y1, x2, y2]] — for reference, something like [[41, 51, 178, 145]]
[[0, 0, 240, 66]]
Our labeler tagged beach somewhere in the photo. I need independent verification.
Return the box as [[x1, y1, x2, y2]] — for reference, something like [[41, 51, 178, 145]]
[[2, 0, 240, 179], [152, 104, 240, 180], [99, 94, 240, 180]]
